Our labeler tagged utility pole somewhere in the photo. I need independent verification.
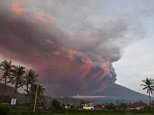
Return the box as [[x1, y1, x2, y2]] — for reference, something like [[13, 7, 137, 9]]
[[33, 84, 39, 112]]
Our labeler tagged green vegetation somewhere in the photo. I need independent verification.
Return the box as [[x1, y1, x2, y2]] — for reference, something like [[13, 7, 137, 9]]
[[51, 99, 63, 111], [0, 60, 46, 107], [141, 78, 154, 109], [25, 69, 38, 95], [0, 60, 13, 86], [104, 103, 116, 110], [11, 65, 26, 93], [0, 104, 10, 115], [117, 103, 128, 111], [8, 110, 154, 115]]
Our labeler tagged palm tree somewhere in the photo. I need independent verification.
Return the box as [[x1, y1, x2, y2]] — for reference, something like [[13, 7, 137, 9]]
[[30, 84, 46, 98], [30, 83, 46, 108], [141, 78, 154, 108], [12, 65, 26, 92], [30, 83, 46, 112], [0, 60, 13, 86], [24, 69, 38, 95]]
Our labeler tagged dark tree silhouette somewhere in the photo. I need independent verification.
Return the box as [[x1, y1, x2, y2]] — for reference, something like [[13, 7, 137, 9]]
[[51, 99, 62, 111], [0, 60, 13, 86], [30, 84, 46, 98], [12, 65, 26, 92], [141, 78, 154, 109], [0, 59, 47, 108], [24, 69, 38, 95]]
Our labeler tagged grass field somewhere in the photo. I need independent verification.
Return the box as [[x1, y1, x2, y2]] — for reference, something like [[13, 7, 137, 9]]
[[9, 113, 153, 115], [1, 104, 153, 115], [9, 111, 154, 115]]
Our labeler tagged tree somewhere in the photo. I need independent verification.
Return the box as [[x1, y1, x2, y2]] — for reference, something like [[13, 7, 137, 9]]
[[12, 65, 26, 92], [0, 60, 12, 86], [118, 103, 127, 111], [141, 78, 154, 109], [30, 83, 46, 103], [30, 83, 46, 111], [24, 69, 38, 95], [31, 84, 46, 98], [104, 103, 116, 110], [51, 99, 62, 111]]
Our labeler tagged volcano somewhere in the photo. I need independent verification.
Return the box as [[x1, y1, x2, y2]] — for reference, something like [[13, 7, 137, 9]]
[[69, 84, 150, 104], [93, 84, 149, 101]]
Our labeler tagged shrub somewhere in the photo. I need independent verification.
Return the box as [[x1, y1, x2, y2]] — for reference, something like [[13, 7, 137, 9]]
[[0, 104, 10, 115], [104, 103, 116, 110], [118, 103, 127, 111], [51, 99, 63, 111]]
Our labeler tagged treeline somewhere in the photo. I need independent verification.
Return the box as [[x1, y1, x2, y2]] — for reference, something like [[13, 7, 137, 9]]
[[0, 60, 46, 99]]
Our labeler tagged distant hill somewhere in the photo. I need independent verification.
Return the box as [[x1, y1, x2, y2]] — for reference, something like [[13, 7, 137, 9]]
[[0, 83, 19, 96], [94, 84, 149, 101], [0, 83, 152, 104], [64, 84, 151, 104], [0, 83, 29, 104]]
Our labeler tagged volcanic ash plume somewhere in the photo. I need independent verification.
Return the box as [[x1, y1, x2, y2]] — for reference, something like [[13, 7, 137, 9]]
[[39, 49, 117, 96], [0, 1, 144, 96]]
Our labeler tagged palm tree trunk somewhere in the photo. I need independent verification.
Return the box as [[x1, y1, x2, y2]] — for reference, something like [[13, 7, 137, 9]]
[[149, 92, 152, 111], [4, 76, 7, 86], [15, 83, 18, 93], [26, 83, 29, 95]]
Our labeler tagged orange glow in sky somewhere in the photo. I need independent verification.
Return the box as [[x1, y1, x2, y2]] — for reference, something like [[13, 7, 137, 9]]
[[12, 1, 25, 16]]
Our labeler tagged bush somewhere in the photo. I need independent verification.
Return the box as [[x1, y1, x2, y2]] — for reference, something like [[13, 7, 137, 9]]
[[51, 99, 63, 111], [0, 104, 10, 115], [117, 103, 127, 111], [104, 103, 116, 110]]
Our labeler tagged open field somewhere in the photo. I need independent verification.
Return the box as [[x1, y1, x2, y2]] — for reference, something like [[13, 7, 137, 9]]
[[9, 112, 153, 115], [9, 111, 154, 115]]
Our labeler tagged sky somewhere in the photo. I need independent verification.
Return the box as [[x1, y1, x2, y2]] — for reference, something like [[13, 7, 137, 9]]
[[0, 0, 154, 96]]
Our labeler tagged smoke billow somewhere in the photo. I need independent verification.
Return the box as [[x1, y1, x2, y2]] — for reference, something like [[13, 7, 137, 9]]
[[0, 0, 144, 96]]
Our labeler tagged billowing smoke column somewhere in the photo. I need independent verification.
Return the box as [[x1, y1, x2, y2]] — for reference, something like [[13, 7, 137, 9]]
[[0, 1, 144, 96]]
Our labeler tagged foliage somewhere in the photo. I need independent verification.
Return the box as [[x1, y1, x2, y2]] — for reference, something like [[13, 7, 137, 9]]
[[0, 104, 10, 115], [51, 99, 62, 111], [29, 84, 46, 104], [141, 78, 154, 109], [11, 65, 26, 92], [24, 69, 38, 95], [7, 110, 154, 115], [104, 103, 116, 110], [0, 60, 46, 106], [0, 60, 13, 86], [117, 103, 127, 111]]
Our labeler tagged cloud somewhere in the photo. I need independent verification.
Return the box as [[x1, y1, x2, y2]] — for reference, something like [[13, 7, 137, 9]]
[[11, 0, 25, 16], [0, 0, 145, 96]]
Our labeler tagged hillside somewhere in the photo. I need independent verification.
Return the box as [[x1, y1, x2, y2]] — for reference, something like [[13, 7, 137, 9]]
[[57, 84, 151, 105], [93, 84, 149, 102], [0, 83, 19, 96], [0, 83, 29, 104], [0, 83, 151, 104]]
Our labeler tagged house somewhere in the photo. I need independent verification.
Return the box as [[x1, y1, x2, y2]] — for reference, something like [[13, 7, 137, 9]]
[[128, 101, 147, 110], [63, 104, 72, 109], [0, 96, 11, 104], [82, 102, 94, 110], [94, 104, 105, 110]]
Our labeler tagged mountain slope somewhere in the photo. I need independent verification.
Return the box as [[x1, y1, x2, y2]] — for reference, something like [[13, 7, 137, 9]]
[[0, 83, 18, 96], [94, 84, 149, 101], [0, 83, 29, 104]]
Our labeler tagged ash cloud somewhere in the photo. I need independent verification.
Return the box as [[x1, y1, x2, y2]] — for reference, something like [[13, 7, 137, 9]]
[[0, 0, 144, 96]]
